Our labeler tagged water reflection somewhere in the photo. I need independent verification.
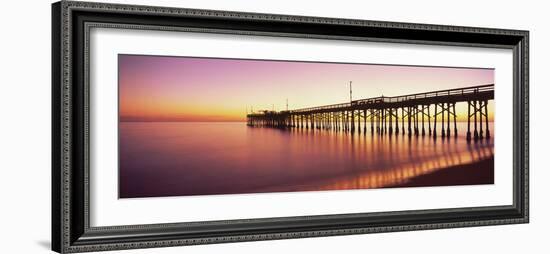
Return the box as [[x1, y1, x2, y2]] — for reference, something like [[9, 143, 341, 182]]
[[119, 122, 494, 198], [256, 124, 493, 192]]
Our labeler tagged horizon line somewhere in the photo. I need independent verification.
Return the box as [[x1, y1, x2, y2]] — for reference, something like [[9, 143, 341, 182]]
[[120, 120, 494, 123], [120, 120, 246, 123]]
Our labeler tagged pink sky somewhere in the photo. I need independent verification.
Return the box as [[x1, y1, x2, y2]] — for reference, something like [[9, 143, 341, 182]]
[[119, 54, 494, 122]]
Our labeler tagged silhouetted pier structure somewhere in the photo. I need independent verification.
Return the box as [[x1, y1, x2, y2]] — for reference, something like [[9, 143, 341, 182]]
[[247, 84, 493, 142]]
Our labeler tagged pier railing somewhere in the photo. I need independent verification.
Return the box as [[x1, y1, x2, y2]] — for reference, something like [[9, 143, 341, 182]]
[[290, 84, 493, 114]]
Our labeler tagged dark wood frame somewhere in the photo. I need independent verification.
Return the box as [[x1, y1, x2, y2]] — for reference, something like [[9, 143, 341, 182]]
[[52, 1, 529, 253]]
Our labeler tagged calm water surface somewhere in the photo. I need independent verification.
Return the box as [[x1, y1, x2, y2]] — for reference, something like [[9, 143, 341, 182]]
[[119, 122, 494, 198]]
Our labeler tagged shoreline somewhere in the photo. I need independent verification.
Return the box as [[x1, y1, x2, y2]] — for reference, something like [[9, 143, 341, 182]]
[[387, 156, 494, 188]]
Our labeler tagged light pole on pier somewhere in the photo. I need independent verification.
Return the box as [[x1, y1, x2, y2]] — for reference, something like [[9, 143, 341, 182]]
[[349, 81, 352, 103], [286, 98, 288, 111]]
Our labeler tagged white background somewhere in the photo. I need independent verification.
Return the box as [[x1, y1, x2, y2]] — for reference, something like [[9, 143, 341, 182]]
[[91, 28, 513, 226], [0, 0, 547, 253]]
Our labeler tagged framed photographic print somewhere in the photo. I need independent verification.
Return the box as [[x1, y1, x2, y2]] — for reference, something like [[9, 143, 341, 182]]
[[52, 1, 529, 253]]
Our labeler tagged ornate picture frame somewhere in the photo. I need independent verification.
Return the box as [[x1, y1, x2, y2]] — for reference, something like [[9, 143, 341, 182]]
[[52, 1, 529, 253]]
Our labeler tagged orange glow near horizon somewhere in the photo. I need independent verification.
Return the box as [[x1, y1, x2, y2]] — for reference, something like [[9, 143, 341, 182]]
[[119, 55, 495, 122]]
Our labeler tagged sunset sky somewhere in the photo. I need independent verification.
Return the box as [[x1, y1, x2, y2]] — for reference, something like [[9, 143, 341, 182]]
[[119, 54, 494, 122]]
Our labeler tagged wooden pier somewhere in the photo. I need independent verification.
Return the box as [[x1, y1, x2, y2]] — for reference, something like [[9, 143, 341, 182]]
[[247, 84, 493, 142]]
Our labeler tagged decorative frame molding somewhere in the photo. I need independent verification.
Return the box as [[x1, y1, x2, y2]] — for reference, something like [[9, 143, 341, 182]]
[[52, 1, 529, 253]]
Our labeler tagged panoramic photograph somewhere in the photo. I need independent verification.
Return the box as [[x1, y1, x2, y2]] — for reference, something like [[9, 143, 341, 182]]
[[118, 54, 494, 199]]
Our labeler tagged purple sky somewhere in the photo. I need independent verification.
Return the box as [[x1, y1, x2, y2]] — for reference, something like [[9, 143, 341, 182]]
[[119, 54, 494, 122]]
